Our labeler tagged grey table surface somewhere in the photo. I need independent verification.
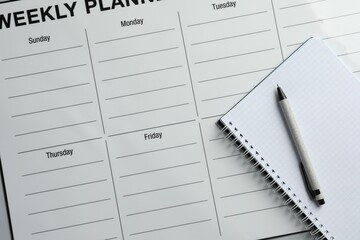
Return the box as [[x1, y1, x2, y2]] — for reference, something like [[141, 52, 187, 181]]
[[0, 0, 313, 239]]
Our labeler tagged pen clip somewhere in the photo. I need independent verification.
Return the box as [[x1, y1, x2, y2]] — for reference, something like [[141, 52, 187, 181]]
[[299, 162, 315, 199]]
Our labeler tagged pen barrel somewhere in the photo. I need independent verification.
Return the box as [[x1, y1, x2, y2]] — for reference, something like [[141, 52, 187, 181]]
[[279, 99, 323, 198]]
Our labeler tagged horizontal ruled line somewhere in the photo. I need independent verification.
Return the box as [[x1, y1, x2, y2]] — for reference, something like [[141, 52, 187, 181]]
[[188, 11, 267, 27], [322, 30, 360, 40], [5, 64, 86, 80], [106, 84, 186, 100], [338, 50, 360, 57], [213, 153, 242, 161], [102, 65, 182, 82], [99, 47, 179, 63], [257, 230, 310, 240], [28, 198, 111, 215], [15, 120, 97, 137], [22, 160, 104, 177], [199, 67, 274, 83], [224, 205, 286, 218], [287, 42, 303, 48], [119, 161, 201, 178], [32, 217, 114, 235], [2, 45, 83, 61], [195, 48, 275, 65], [117, 142, 197, 159], [201, 114, 224, 120], [283, 31, 360, 49], [108, 119, 196, 137], [283, 12, 360, 29], [25, 179, 107, 196], [11, 101, 93, 118], [130, 219, 212, 236], [202, 92, 248, 102], [279, 0, 326, 10], [283, 32, 360, 47], [127, 199, 208, 216], [0, 0, 21, 4], [123, 180, 204, 197], [221, 188, 273, 199], [109, 103, 189, 119], [209, 136, 225, 142], [192, 29, 271, 46], [217, 170, 257, 180], [95, 28, 176, 44], [9, 83, 90, 99], [18, 137, 102, 154]]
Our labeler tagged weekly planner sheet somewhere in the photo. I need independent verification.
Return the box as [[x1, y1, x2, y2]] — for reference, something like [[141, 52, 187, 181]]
[[0, 0, 359, 240]]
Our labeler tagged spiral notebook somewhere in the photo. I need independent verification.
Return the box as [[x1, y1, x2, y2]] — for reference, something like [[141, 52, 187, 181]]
[[217, 38, 360, 240]]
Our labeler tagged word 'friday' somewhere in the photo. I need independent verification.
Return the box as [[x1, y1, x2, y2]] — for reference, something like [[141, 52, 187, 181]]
[[144, 132, 162, 140]]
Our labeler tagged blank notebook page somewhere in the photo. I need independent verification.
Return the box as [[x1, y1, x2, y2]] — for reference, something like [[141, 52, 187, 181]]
[[220, 38, 360, 239]]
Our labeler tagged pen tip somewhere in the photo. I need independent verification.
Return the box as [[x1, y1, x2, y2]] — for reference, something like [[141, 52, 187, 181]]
[[277, 85, 287, 100]]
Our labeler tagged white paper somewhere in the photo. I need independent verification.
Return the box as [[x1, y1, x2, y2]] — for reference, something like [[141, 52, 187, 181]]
[[0, 0, 359, 239], [221, 37, 360, 240]]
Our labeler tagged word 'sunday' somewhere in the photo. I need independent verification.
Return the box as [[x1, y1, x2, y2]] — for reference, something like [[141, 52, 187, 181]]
[[0, 0, 161, 29]]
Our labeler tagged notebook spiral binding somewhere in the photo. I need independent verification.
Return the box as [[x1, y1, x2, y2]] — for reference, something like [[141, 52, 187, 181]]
[[218, 120, 334, 240]]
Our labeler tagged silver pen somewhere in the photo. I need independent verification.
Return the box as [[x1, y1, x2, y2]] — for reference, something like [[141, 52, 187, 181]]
[[277, 85, 325, 205]]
